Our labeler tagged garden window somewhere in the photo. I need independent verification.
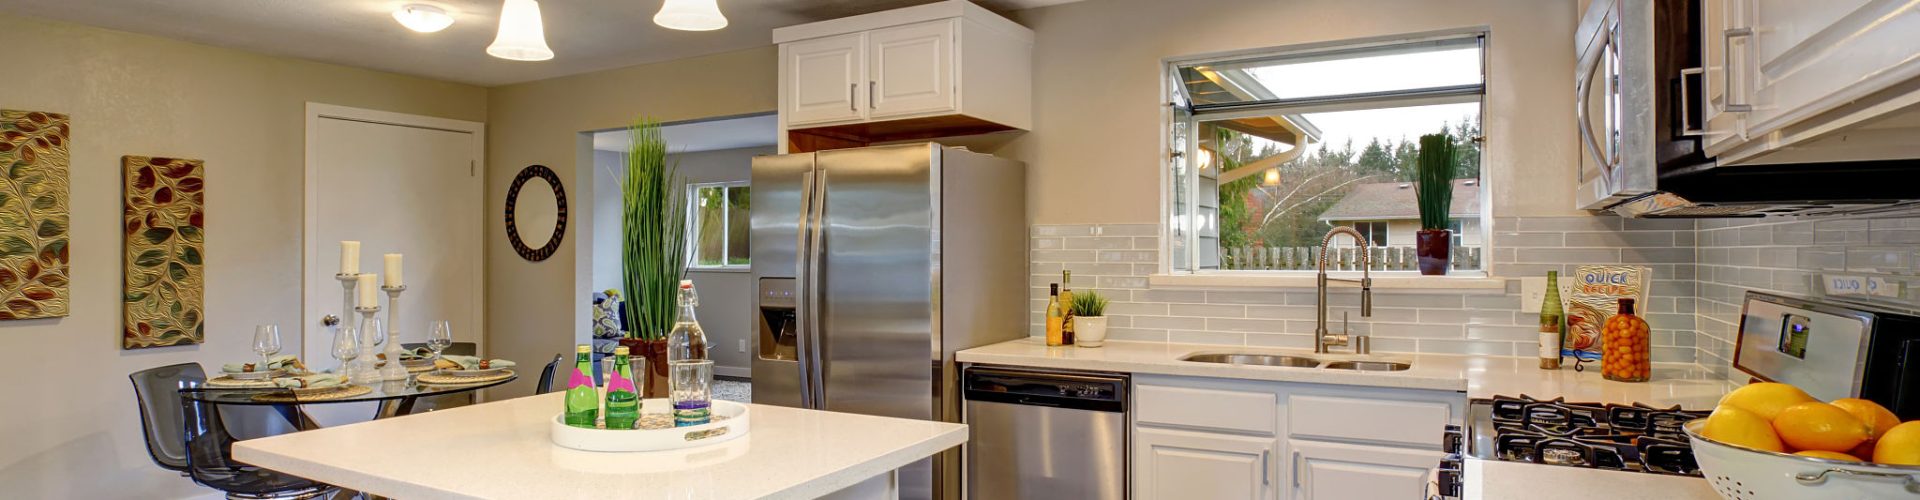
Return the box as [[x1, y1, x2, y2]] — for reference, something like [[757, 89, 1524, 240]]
[[687, 181, 749, 269]]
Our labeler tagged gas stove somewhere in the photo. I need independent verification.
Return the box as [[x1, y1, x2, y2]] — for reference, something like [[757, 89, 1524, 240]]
[[1432, 395, 1712, 498]]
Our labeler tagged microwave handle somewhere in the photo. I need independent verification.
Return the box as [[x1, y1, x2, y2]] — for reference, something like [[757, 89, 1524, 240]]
[[1574, 33, 1615, 181], [1679, 67, 1705, 136], [1723, 27, 1754, 113]]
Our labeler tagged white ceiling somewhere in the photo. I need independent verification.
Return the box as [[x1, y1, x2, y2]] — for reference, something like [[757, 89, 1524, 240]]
[[594, 114, 778, 154], [0, 0, 1081, 87]]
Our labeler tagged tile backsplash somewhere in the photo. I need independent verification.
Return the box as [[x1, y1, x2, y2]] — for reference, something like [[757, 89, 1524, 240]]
[[1035, 213, 1920, 379]]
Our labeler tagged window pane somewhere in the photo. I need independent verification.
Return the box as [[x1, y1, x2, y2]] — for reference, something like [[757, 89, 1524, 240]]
[[1181, 36, 1482, 108], [727, 186, 750, 265], [694, 186, 725, 266], [1206, 102, 1481, 270]]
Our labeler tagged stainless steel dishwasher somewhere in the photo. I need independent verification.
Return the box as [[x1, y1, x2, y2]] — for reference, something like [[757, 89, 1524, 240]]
[[963, 365, 1127, 500]]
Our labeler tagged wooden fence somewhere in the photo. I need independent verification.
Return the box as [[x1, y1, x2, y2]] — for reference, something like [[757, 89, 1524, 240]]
[[1219, 245, 1483, 271]]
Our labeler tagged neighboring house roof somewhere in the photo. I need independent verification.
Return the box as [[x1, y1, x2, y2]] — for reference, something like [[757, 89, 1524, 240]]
[[1318, 179, 1480, 222]]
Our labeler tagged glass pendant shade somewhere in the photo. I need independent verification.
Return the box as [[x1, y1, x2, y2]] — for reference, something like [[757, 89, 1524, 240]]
[[392, 4, 455, 33], [487, 0, 554, 61], [654, 0, 728, 31]]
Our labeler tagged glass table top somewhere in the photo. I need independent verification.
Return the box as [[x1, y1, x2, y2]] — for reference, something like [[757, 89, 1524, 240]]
[[181, 372, 517, 406]]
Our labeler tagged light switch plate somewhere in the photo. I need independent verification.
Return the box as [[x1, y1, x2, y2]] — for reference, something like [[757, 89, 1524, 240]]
[[1519, 276, 1574, 313], [738, 339, 747, 353]]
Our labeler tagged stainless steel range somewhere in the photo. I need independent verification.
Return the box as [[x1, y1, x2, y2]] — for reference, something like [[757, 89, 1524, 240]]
[[1435, 395, 1712, 497]]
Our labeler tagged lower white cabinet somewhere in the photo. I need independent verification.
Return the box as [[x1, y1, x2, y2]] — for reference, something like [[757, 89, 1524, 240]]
[[1131, 374, 1464, 500], [1134, 427, 1277, 500]]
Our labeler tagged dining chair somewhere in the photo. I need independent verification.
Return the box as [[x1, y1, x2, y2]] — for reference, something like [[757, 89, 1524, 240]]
[[535, 354, 562, 394], [179, 390, 335, 499], [130, 363, 206, 475]]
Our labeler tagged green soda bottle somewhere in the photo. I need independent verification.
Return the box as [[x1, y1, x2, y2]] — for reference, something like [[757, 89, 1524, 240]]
[[563, 344, 599, 428], [604, 346, 641, 429]]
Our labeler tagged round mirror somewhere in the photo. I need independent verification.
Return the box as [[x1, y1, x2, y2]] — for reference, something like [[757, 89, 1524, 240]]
[[505, 165, 567, 261]]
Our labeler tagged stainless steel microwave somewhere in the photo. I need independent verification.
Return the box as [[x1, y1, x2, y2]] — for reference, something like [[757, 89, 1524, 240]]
[[1574, 0, 1920, 218]]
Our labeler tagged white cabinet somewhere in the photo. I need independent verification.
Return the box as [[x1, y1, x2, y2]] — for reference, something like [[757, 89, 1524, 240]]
[[784, 33, 866, 127], [1130, 374, 1464, 500], [1703, 0, 1920, 164], [774, 0, 1031, 150], [1288, 440, 1439, 500], [1135, 428, 1277, 500]]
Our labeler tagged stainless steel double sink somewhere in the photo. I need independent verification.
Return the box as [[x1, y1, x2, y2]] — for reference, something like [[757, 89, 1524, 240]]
[[1179, 352, 1411, 371]]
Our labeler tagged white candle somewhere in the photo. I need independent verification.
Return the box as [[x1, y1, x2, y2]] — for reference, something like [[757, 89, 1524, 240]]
[[358, 274, 378, 309], [383, 254, 403, 288], [340, 241, 361, 275]]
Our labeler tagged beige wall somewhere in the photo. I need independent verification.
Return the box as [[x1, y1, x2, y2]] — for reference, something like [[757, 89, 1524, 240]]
[[484, 48, 777, 398], [0, 12, 486, 499], [1001, 0, 1581, 225]]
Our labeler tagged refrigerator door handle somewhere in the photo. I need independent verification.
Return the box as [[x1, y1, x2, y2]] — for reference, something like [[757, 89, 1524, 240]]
[[805, 171, 829, 410], [793, 169, 817, 409]]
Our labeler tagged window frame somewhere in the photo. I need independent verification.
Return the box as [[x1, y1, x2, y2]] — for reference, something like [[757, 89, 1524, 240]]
[[1161, 28, 1493, 278], [685, 180, 750, 271]]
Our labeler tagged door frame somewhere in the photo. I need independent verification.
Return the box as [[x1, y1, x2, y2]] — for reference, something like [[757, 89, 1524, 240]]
[[303, 103, 486, 359]]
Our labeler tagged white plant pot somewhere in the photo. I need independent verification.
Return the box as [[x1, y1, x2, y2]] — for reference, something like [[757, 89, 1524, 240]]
[[1074, 316, 1108, 347]]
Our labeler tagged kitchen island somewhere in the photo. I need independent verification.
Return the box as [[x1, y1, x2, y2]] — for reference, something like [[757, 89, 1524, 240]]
[[233, 392, 966, 499]]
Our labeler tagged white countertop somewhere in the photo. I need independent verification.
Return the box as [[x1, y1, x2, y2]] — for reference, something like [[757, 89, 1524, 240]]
[[1463, 459, 1719, 500], [958, 338, 1738, 408], [233, 393, 967, 499]]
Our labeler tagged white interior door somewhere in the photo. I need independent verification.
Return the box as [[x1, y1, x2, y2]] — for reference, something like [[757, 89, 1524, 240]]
[[303, 104, 484, 376]]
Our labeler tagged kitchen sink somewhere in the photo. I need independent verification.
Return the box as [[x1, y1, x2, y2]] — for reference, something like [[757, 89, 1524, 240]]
[[1321, 360, 1412, 371], [1180, 353, 1322, 368]]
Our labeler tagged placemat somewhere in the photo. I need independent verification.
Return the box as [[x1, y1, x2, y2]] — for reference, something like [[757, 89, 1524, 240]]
[[417, 370, 515, 385], [251, 384, 372, 403], [205, 376, 279, 389]]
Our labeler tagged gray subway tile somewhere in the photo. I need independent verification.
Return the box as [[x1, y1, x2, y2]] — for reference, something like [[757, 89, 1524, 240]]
[[1168, 304, 1247, 318]]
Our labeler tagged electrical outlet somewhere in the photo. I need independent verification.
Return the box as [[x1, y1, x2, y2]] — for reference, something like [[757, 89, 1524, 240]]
[[738, 339, 747, 353], [1519, 276, 1573, 313]]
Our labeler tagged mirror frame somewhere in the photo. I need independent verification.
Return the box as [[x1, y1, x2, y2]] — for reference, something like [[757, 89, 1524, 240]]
[[504, 164, 567, 262]]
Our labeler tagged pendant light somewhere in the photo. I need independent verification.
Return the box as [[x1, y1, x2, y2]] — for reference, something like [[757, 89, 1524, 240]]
[[392, 4, 455, 33], [487, 0, 554, 61], [654, 0, 728, 31]]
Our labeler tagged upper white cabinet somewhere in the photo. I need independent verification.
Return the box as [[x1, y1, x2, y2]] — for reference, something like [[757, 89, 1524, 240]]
[[1703, 0, 1920, 164], [774, 0, 1032, 150]]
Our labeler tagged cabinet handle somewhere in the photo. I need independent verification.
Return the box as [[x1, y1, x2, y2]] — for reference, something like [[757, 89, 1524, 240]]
[[1723, 27, 1754, 112], [868, 80, 876, 110], [1291, 451, 1302, 487], [1678, 67, 1704, 136], [1262, 449, 1271, 486], [849, 83, 857, 112]]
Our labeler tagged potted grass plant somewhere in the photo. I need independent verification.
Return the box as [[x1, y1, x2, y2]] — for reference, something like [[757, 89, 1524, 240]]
[[1070, 290, 1110, 347], [1414, 132, 1459, 276], [618, 118, 686, 397]]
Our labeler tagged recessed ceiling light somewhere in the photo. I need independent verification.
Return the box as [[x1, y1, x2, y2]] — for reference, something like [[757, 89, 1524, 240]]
[[392, 4, 454, 33], [655, 0, 728, 31], [487, 0, 554, 61]]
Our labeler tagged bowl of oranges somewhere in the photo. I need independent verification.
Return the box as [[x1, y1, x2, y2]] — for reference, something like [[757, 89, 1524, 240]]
[[1683, 382, 1920, 499]]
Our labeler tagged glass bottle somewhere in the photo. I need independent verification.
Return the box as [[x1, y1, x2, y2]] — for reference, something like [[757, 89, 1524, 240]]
[[1045, 284, 1065, 346], [1602, 298, 1651, 382], [667, 280, 713, 426], [604, 346, 640, 430], [1538, 271, 1565, 370], [563, 344, 598, 428], [1060, 271, 1076, 345]]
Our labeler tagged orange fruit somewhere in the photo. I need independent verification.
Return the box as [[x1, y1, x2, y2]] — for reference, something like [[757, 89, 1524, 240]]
[[1719, 382, 1816, 421], [1831, 398, 1901, 438], [1701, 405, 1785, 453], [1874, 421, 1920, 465], [1794, 450, 1863, 462], [1772, 402, 1872, 452]]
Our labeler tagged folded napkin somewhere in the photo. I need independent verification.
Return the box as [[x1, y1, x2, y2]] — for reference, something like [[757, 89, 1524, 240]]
[[272, 373, 346, 389], [223, 354, 300, 374], [439, 355, 516, 370], [400, 347, 434, 360]]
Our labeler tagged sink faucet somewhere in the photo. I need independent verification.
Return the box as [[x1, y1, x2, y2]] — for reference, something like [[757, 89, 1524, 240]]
[[1315, 226, 1373, 354]]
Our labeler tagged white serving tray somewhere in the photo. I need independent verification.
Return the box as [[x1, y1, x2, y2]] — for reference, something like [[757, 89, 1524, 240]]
[[549, 398, 749, 452]]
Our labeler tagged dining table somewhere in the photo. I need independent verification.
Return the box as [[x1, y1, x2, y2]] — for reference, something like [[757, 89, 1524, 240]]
[[183, 371, 518, 428]]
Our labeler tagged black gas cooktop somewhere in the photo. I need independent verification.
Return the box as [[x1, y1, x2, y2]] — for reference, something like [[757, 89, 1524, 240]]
[[1464, 395, 1712, 476]]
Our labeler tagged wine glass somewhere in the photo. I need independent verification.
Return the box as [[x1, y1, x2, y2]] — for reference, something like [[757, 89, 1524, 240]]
[[332, 326, 360, 373], [363, 317, 386, 349], [427, 320, 453, 361], [252, 324, 282, 370]]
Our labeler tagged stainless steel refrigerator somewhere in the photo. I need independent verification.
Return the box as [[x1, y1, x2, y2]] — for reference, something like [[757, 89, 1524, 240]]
[[751, 142, 1028, 500]]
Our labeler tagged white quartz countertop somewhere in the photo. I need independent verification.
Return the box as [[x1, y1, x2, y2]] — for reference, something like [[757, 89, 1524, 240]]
[[957, 338, 1738, 408], [233, 393, 967, 499]]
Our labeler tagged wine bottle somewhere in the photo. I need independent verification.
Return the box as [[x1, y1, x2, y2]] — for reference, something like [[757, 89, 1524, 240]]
[[1538, 271, 1565, 370], [563, 344, 598, 428], [1045, 284, 1064, 346], [1060, 271, 1076, 345]]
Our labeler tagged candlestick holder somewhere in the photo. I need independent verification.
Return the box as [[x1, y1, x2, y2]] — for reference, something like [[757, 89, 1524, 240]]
[[326, 273, 361, 328], [348, 305, 383, 384], [379, 285, 409, 381]]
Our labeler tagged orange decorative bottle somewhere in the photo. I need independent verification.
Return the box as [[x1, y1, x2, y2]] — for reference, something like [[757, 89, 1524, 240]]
[[1601, 298, 1650, 382]]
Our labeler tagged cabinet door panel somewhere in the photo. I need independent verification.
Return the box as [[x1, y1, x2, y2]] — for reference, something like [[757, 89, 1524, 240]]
[[1288, 440, 1439, 500], [1742, 0, 1920, 138], [1700, 0, 1746, 155], [786, 33, 865, 127], [1135, 428, 1275, 500], [868, 20, 955, 119]]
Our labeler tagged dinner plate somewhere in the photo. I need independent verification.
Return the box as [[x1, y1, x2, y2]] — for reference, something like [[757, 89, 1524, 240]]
[[225, 369, 284, 381]]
